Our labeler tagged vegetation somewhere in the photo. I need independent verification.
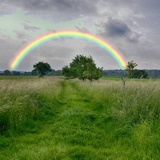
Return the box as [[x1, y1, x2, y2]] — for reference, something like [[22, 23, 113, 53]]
[[130, 69, 148, 78], [126, 60, 137, 77], [62, 55, 102, 81], [3, 70, 12, 76], [0, 76, 160, 159], [126, 60, 148, 78], [1, 68, 160, 79], [33, 61, 52, 77]]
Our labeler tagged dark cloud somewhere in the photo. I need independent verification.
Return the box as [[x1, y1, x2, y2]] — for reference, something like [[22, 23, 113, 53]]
[[106, 18, 131, 37], [101, 18, 141, 43]]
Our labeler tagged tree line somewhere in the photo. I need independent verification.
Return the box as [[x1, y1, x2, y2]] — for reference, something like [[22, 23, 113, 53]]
[[1, 55, 160, 79], [1, 69, 62, 76]]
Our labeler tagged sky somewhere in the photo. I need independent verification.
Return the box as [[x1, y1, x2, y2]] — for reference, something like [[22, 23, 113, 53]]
[[0, 0, 160, 71]]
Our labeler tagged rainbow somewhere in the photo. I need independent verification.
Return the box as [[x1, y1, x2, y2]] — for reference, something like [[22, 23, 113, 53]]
[[10, 30, 127, 70]]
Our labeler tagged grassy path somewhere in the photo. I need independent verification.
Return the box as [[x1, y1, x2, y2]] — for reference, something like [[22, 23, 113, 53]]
[[0, 78, 160, 159]]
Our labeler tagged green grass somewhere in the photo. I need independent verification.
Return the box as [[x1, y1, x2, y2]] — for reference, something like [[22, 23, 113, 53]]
[[0, 77, 160, 159]]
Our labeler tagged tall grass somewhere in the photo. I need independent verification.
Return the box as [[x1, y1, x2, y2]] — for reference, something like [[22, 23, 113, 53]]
[[0, 77, 62, 134], [76, 78, 160, 158], [78, 78, 160, 123]]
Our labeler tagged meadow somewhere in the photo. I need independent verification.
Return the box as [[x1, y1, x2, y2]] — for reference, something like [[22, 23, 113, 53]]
[[0, 76, 160, 159]]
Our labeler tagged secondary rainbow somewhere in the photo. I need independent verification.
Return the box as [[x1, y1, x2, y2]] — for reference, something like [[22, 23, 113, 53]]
[[10, 30, 127, 70]]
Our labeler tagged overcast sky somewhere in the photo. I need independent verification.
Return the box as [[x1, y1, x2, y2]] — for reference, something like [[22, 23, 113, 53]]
[[0, 0, 160, 71]]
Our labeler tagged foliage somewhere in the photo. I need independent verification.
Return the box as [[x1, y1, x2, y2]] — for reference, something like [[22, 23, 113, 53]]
[[62, 66, 72, 78], [12, 71, 21, 76], [3, 70, 11, 76], [3, 70, 22, 76], [103, 70, 127, 77], [125, 61, 148, 79], [131, 69, 148, 78], [62, 55, 102, 81], [126, 60, 137, 77], [47, 69, 62, 76], [31, 68, 39, 75], [1, 68, 160, 78], [145, 69, 160, 78], [33, 61, 51, 77]]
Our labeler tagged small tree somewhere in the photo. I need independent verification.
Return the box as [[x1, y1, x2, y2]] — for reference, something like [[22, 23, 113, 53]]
[[33, 62, 51, 77], [126, 60, 137, 78]]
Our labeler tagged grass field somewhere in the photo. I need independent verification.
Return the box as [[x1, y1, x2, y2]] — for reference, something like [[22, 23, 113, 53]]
[[0, 76, 160, 159]]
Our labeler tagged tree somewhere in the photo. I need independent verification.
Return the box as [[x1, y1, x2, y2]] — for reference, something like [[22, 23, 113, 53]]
[[33, 62, 51, 77], [62, 55, 102, 81], [131, 69, 148, 78], [62, 66, 72, 78], [3, 70, 11, 76], [126, 60, 137, 78]]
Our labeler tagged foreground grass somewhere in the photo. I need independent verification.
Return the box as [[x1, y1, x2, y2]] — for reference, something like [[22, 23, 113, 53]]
[[0, 77, 160, 159]]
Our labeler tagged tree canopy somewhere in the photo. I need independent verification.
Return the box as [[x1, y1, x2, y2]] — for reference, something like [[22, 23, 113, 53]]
[[33, 61, 51, 77], [3, 70, 11, 76], [62, 55, 102, 81]]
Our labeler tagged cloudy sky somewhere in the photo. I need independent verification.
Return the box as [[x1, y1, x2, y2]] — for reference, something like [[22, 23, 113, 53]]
[[0, 0, 160, 71]]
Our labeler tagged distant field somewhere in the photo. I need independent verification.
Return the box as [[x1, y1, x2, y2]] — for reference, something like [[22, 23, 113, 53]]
[[0, 76, 160, 159]]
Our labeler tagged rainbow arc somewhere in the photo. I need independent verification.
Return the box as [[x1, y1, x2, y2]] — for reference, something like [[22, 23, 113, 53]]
[[10, 30, 127, 70]]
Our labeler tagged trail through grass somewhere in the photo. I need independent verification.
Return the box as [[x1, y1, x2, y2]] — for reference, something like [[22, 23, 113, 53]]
[[0, 77, 160, 159]]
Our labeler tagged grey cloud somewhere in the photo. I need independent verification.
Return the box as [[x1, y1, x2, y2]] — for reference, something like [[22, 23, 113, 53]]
[[128, 31, 141, 43], [0, 32, 11, 40], [23, 23, 40, 31], [106, 18, 131, 37], [76, 27, 90, 33], [14, 31, 28, 39], [0, 3, 14, 15], [1, 0, 98, 19], [0, 39, 22, 70], [27, 45, 76, 70], [52, 0, 97, 14], [101, 18, 141, 43]]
